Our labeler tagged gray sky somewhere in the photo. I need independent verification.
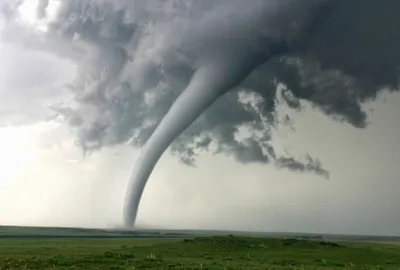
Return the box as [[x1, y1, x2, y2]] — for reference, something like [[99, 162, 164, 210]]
[[0, 0, 399, 236]]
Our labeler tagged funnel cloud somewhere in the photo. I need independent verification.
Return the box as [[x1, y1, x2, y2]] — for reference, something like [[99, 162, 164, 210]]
[[123, 0, 338, 228], [0, 0, 399, 228]]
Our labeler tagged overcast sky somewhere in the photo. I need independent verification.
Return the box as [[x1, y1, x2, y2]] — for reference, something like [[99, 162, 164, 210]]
[[0, 0, 399, 236]]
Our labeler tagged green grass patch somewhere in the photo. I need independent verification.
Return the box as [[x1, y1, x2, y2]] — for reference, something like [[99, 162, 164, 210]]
[[0, 236, 399, 269]]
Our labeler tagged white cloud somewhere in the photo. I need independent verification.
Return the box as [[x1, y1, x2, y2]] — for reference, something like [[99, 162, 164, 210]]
[[0, 41, 76, 125]]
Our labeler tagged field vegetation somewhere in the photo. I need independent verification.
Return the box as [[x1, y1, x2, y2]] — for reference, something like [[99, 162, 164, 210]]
[[1, 235, 400, 269]]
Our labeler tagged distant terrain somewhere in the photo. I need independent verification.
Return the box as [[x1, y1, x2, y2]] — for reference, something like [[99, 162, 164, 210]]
[[1, 225, 400, 243], [0, 225, 195, 239], [1, 226, 400, 269]]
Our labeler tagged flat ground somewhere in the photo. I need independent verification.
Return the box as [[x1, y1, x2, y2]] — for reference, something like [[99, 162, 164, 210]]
[[1, 235, 400, 269]]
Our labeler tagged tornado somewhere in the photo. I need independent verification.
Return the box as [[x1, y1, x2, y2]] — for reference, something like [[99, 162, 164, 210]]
[[123, 0, 338, 229], [123, 57, 267, 228]]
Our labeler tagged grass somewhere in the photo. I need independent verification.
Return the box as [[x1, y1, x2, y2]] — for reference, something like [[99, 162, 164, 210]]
[[1, 236, 400, 269]]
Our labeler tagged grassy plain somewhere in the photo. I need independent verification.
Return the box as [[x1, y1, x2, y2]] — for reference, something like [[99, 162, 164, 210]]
[[1, 235, 400, 269]]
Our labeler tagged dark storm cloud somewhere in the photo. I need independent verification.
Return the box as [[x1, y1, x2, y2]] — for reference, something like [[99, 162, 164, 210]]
[[276, 156, 329, 178], [1, 0, 399, 176], [268, 0, 400, 127]]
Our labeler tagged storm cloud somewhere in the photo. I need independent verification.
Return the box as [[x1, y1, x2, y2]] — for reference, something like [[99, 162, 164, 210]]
[[0, 0, 399, 176]]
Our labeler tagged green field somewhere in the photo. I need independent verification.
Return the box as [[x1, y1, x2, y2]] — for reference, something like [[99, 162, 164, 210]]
[[1, 236, 400, 269]]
